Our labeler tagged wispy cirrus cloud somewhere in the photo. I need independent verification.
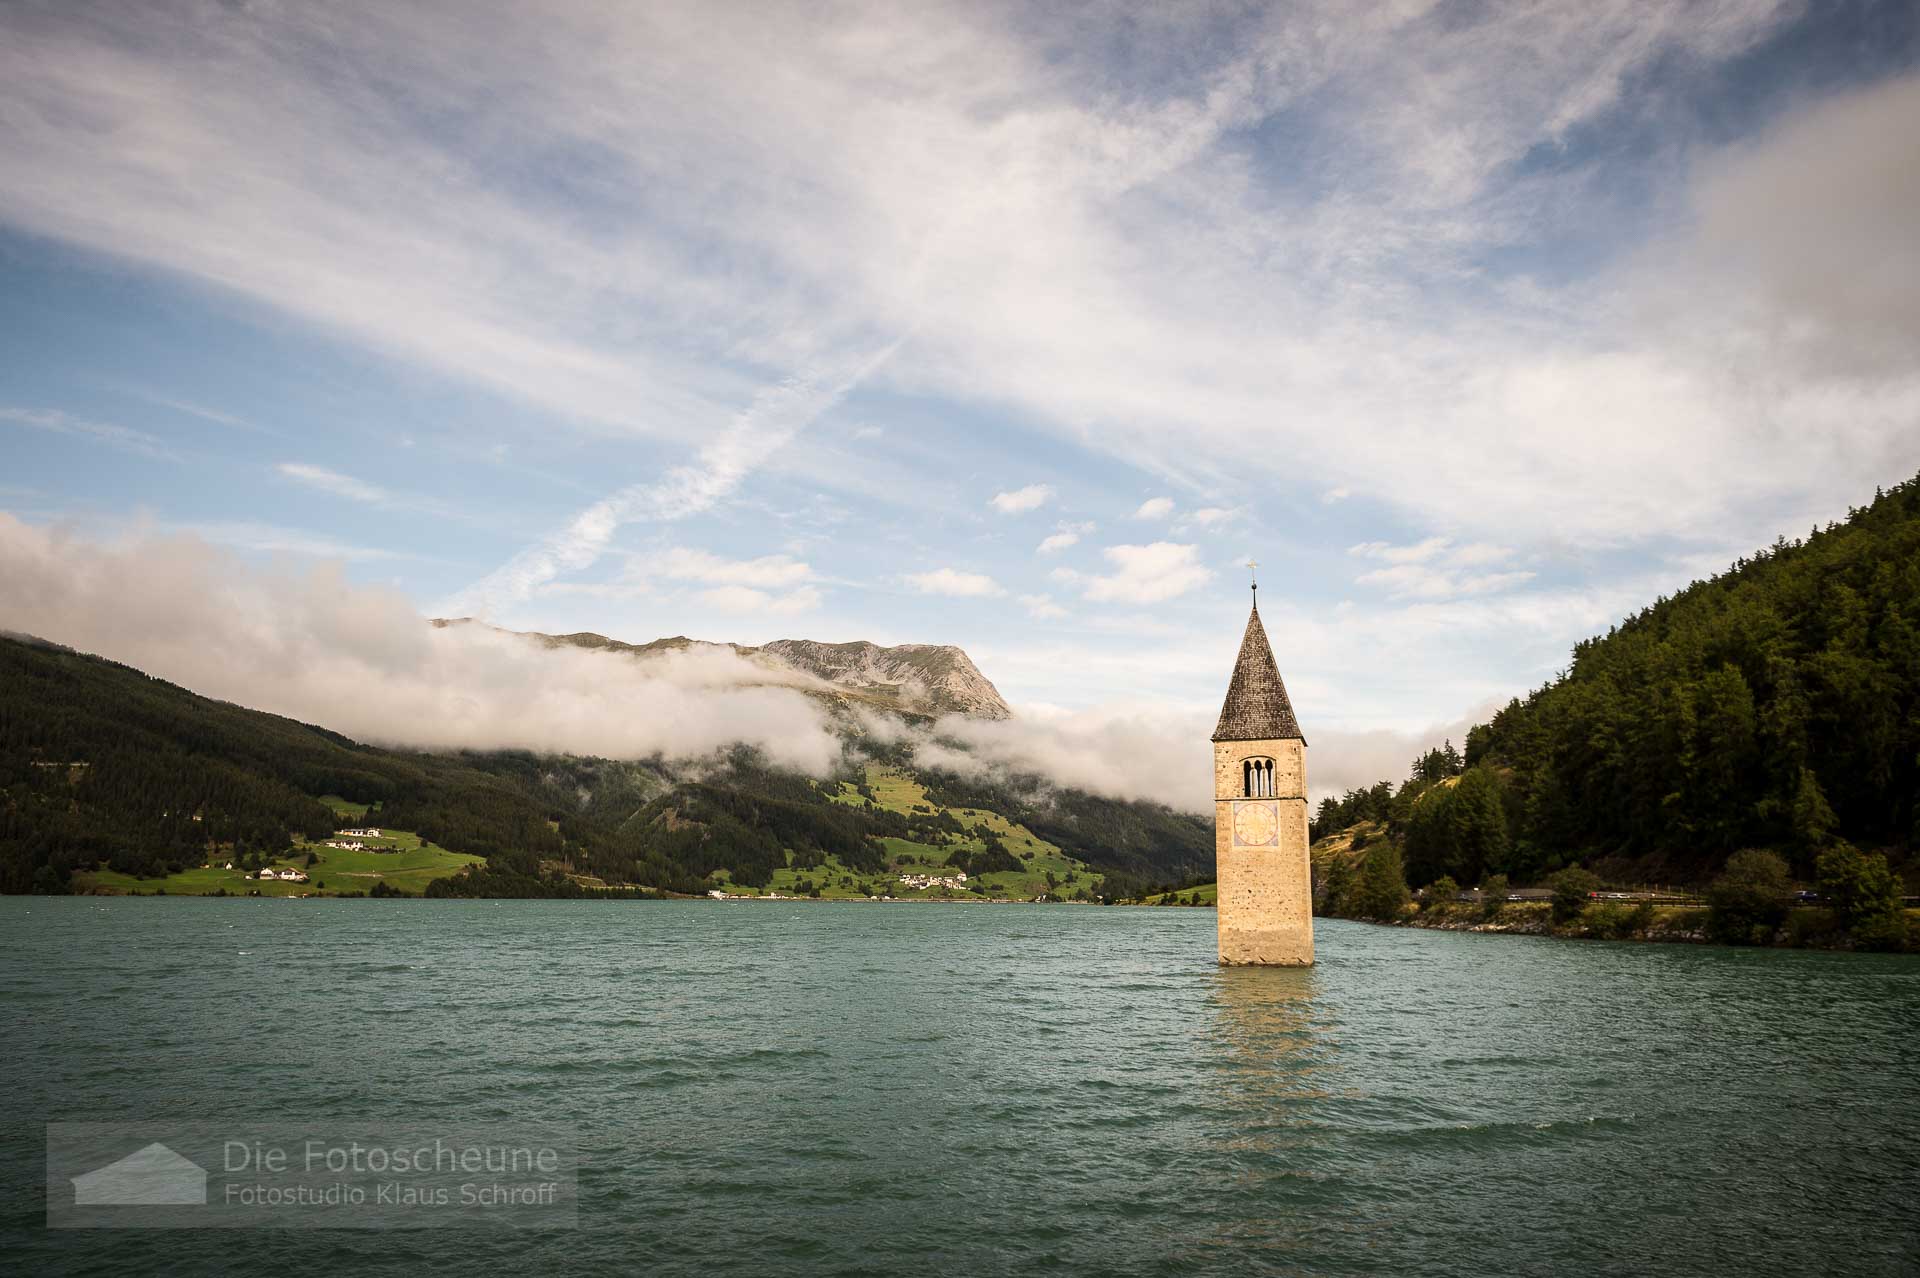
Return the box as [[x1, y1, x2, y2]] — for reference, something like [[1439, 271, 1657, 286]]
[[441, 342, 900, 615], [0, 0, 1910, 567], [276, 462, 392, 505], [134, 392, 273, 436], [1, 407, 175, 460]]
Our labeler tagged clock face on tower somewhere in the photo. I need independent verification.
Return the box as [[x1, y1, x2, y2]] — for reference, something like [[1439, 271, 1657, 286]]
[[1233, 801, 1279, 847]]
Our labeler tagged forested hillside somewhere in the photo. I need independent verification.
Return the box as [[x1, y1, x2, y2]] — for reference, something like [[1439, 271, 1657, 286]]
[[1314, 473, 1920, 890], [0, 635, 1206, 897]]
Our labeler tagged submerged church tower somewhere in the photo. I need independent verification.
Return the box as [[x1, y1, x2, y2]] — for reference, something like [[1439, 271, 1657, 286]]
[[1212, 579, 1313, 966]]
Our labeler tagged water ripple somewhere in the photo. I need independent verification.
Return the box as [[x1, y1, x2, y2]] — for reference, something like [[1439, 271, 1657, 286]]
[[1, 900, 1915, 1278]]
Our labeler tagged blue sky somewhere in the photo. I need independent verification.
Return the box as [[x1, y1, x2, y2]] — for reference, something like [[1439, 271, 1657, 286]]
[[2, 0, 1918, 795]]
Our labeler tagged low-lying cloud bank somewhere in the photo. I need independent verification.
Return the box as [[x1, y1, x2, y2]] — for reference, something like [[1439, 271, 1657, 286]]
[[0, 516, 846, 775], [922, 707, 1486, 815], [0, 516, 1473, 814]]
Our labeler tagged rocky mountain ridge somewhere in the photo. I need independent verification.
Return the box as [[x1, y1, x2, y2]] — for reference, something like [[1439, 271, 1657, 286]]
[[430, 619, 1012, 720]]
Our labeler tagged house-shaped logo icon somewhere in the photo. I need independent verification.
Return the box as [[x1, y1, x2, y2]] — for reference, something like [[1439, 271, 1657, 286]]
[[71, 1142, 208, 1206]]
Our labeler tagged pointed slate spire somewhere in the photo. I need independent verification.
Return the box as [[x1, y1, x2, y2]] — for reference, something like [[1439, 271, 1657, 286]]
[[1212, 601, 1304, 742]]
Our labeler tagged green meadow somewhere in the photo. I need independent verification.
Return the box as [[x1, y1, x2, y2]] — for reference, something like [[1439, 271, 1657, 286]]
[[1139, 881, 1217, 906], [76, 808, 483, 897], [716, 765, 1102, 900], [72, 772, 1105, 901]]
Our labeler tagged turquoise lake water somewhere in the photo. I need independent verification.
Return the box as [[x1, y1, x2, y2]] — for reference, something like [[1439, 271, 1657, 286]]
[[2, 898, 1917, 1275]]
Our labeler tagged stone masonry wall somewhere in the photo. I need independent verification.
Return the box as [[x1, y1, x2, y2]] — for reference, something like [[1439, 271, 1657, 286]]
[[1214, 738, 1313, 966]]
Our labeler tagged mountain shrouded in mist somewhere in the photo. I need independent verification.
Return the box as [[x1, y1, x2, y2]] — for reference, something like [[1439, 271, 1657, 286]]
[[432, 620, 1013, 721], [0, 632, 1208, 898]]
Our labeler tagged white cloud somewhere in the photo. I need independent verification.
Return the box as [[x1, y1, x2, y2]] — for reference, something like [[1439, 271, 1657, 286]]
[[1321, 487, 1351, 505], [1188, 507, 1232, 526], [1133, 497, 1175, 520], [699, 584, 822, 615], [2, 509, 1428, 812], [906, 567, 1004, 597], [917, 705, 1212, 812], [990, 483, 1053, 514], [1447, 542, 1515, 568], [535, 544, 820, 607], [0, 516, 846, 773], [1019, 593, 1068, 620], [1080, 542, 1212, 604], [659, 548, 815, 589], [0, 1, 1911, 597], [1349, 537, 1531, 600], [1355, 563, 1535, 601], [1037, 520, 1094, 554], [916, 702, 1497, 813], [276, 462, 391, 505], [1349, 537, 1454, 565]]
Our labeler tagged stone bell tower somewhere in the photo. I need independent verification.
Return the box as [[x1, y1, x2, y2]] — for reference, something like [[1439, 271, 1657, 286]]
[[1212, 573, 1313, 966]]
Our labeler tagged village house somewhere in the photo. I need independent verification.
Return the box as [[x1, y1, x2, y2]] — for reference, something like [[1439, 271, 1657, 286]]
[[898, 871, 971, 891]]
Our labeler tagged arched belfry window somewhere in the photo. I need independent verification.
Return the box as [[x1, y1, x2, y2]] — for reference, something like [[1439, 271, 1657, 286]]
[[1242, 756, 1276, 798]]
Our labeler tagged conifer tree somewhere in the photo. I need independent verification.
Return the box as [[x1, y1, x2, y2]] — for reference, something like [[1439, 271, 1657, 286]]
[[1352, 843, 1410, 921]]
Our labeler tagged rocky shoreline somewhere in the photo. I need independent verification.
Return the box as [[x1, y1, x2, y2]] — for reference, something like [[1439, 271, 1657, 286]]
[[1372, 901, 1710, 944], [1332, 899, 1918, 953]]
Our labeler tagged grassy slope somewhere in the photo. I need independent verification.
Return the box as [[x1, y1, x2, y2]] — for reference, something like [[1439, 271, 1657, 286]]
[[76, 797, 482, 896], [5, 636, 1164, 899], [1139, 881, 1216, 906], [712, 764, 1101, 899]]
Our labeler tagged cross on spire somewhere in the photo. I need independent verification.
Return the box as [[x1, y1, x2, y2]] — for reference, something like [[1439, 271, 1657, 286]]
[[1247, 559, 1259, 595]]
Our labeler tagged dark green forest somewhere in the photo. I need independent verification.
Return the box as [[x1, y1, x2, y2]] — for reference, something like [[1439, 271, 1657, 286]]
[[0, 634, 1206, 897], [1314, 473, 1920, 890]]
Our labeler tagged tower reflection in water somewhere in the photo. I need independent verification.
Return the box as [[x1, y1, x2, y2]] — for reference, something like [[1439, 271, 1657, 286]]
[[1208, 964, 1339, 1110], [1196, 964, 1357, 1261]]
